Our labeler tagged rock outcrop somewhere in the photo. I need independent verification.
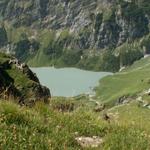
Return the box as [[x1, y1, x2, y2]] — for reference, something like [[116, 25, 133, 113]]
[[0, 53, 51, 106], [75, 136, 103, 148]]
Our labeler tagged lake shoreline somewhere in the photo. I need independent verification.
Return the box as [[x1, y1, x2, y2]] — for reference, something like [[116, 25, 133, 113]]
[[30, 66, 113, 73], [31, 67, 112, 97]]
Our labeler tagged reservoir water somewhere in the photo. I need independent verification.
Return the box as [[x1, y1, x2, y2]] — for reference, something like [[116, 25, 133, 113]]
[[31, 67, 112, 97]]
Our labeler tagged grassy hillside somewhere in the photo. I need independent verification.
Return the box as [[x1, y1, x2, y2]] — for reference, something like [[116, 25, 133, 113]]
[[96, 56, 150, 106], [0, 98, 150, 150]]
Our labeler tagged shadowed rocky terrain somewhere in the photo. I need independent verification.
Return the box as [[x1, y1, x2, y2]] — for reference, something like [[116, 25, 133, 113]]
[[0, 53, 50, 106]]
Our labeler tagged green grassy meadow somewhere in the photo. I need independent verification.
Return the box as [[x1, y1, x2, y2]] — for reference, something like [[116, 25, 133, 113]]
[[0, 98, 150, 150], [96, 56, 150, 106]]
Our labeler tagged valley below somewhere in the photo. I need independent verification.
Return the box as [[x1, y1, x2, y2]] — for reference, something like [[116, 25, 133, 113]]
[[0, 38, 150, 150]]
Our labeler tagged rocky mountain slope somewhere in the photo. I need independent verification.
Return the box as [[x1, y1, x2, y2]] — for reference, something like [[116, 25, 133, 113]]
[[0, 53, 50, 106], [0, 0, 150, 71]]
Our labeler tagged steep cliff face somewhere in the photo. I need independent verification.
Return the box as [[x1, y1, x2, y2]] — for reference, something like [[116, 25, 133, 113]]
[[0, 53, 50, 106], [0, 0, 150, 71]]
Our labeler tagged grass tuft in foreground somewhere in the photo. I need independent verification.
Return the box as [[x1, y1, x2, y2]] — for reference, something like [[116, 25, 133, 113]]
[[0, 98, 150, 150]]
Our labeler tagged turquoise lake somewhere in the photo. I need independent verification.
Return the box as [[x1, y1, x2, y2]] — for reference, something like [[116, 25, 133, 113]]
[[31, 67, 112, 97]]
